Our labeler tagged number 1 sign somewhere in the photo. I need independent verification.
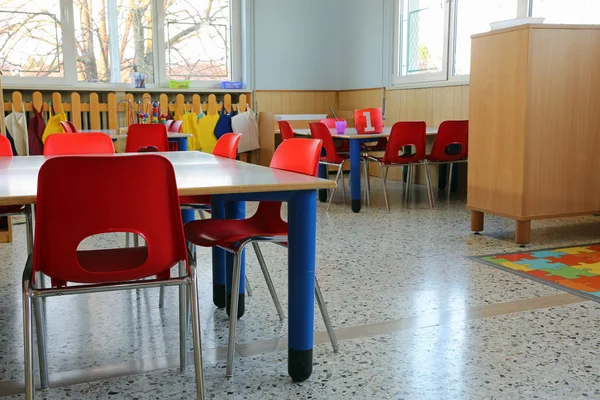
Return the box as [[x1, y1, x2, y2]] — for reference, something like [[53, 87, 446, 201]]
[[354, 108, 383, 134]]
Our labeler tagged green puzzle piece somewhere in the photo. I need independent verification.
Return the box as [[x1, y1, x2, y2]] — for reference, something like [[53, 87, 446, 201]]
[[540, 265, 596, 280]]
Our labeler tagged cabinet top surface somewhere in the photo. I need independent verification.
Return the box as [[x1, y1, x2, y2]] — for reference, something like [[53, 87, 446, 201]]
[[472, 23, 600, 39]]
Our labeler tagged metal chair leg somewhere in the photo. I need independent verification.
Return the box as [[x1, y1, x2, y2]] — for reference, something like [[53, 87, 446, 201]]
[[404, 166, 411, 203], [315, 278, 339, 353], [340, 166, 346, 204], [179, 261, 187, 370], [252, 243, 284, 321], [159, 286, 165, 308], [378, 163, 390, 212], [23, 283, 34, 400], [363, 160, 371, 207], [447, 162, 454, 201], [226, 251, 243, 377], [188, 265, 205, 400], [25, 205, 33, 255], [424, 163, 436, 209], [126, 232, 130, 247], [245, 274, 253, 296], [34, 296, 49, 390], [326, 164, 344, 212]]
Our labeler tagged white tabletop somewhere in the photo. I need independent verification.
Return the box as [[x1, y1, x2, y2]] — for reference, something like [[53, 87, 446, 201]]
[[291, 126, 438, 139], [0, 152, 335, 206], [78, 129, 192, 139]]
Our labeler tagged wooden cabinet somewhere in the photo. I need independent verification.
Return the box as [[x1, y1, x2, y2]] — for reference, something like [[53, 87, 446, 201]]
[[467, 24, 600, 244]]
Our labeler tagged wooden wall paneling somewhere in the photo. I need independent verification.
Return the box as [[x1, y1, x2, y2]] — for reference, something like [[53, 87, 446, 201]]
[[323, 91, 337, 115], [290, 92, 307, 113], [175, 94, 185, 118], [71, 92, 82, 129], [432, 86, 456, 126], [305, 92, 317, 114], [315, 92, 325, 114], [107, 93, 118, 129], [452, 86, 463, 117], [239, 95, 247, 112], [255, 92, 270, 113], [280, 92, 292, 114], [89, 92, 101, 130], [192, 94, 201, 114], [269, 92, 282, 115], [461, 85, 470, 118], [258, 112, 275, 167]]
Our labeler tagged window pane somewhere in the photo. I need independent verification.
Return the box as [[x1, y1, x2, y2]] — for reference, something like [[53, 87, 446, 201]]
[[0, 0, 63, 77], [531, 0, 600, 24], [165, 0, 231, 81], [400, 0, 446, 76], [453, 0, 518, 76], [73, 0, 153, 83]]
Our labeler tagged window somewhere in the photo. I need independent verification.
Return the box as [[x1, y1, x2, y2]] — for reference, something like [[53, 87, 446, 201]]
[[0, 0, 63, 78], [395, 0, 450, 84], [452, 0, 518, 76], [393, 0, 600, 86], [530, 0, 600, 24], [0, 0, 238, 87]]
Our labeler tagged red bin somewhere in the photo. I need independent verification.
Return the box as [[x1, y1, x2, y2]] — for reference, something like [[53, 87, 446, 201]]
[[354, 108, 383, 134]]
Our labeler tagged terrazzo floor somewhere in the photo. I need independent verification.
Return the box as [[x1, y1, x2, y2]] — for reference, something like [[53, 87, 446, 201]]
[[1, 179, 599, 399]]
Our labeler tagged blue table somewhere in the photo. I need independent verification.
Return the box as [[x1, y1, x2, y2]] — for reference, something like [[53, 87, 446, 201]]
[[297, 127, 438, 213]]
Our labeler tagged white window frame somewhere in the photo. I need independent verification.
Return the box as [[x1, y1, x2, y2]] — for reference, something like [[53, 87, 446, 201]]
[[1, 0, 242, 90], [392, 0, 532, 88]]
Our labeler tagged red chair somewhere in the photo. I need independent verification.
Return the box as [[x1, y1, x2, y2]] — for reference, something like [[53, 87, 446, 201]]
[[44, 133, 115, 155], [277, 120, 295, 141], [0, 136, 34, 256], [125, 124, 170, 153], [367, 121, 433, 211], [22, 155, 204, 399], [184, 138, 338, 378], [59, 121, 78, 133], [426, 120, 469, 202], [165, 120, 175, 131], [309, 122, 369, 211], [170, 120, 183, 133]]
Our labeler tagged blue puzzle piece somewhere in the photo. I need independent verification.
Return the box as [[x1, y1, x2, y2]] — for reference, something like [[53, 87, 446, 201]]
[[514, 258, 568, 270], [591, 291, 600, 297], [529, 250, 567, 258]]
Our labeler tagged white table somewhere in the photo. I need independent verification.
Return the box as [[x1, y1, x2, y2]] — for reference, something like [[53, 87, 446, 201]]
[[0, 151, 334, 383]]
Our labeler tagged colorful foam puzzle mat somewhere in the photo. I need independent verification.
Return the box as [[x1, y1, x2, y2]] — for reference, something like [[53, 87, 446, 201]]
[[472, 244, 600, 302]]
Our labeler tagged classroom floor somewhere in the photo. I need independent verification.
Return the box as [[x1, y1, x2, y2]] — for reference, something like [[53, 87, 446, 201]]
[[1, 179, 599, 399]]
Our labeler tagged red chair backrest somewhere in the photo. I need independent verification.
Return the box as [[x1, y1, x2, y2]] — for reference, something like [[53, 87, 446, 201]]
[[319, 118, 344, 129], [252, 138, 323, 221], [277, 121, 295, 141], [165, 120, 174, 131], [126, 124, 170, 153], [382, 121, 427, 164], [213, 133, 242, 159], [309, 122, 343, 164], [429, 120, 469, 162], [0, 135, 13, 156], [33, 155, 187, 285], [44, 133, 115, 156], [170, 120, 183, 133]]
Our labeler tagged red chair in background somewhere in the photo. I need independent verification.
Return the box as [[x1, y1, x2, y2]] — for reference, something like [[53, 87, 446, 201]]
[[59, 121, 78, 133], [165, 120, 175, 131], [277, 120, 295, 141], [125, 124, 170, 153], [0, 136, 34, 258], [44, 133, 115, 155], [170, 120, 183, 133], [309, 122, 369, 211], [367, 121, 433, 211], [425, 120, 469, 203], [184, 138, 338, 378], [22, 155, 205, 399]]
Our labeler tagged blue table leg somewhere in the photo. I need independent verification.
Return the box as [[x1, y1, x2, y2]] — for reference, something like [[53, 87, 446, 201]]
[[349, 140, 362, 213], [318, 164, 328, 202], [210, 198, 227, 308], [225, 201, 246, 319], [169, 137, 188, 151], [287, 190, 317, 382]]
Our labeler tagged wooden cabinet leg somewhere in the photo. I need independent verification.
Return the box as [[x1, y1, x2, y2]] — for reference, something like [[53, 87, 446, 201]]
[[471, 210, 484, 232], [515, 220, 531, 245]]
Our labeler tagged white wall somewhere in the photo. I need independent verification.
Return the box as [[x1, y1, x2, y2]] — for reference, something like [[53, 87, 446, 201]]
[[339, 0, 393, 90], [254, 0, 342, 90]]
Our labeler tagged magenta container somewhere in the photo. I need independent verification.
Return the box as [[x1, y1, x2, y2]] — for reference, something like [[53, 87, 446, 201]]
[[320, 118, 347, 134], [335, 120, 347, 134]]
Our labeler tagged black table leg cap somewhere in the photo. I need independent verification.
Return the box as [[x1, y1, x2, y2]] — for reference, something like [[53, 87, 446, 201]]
[[351, 200, 361, 213], [225, 293, 246, 319], [288, 348, 313, 382], [213, 284, 226, 308]]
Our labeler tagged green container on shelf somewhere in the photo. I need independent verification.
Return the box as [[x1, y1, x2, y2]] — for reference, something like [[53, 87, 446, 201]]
[[169, 80, 190, 89]]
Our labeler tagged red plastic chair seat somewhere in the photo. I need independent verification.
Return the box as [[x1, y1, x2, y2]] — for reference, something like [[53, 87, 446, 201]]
[[320, 154, 348, 164], [371, 154, 422, 166], [0, 205, 25, 214], [185, 217, 288, 250], [76, 247, 150, 275]]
